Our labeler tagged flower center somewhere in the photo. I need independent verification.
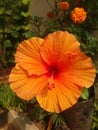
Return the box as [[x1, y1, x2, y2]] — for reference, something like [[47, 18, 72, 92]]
[[47, 66, 58, 90]]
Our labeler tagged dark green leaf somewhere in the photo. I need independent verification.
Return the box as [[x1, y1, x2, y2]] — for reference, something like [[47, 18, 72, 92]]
[[5, 40, 12, 47]]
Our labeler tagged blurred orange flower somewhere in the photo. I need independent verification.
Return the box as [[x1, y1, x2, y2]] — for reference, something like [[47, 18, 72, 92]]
[[59, 2, 69, 10], [71, 7, 87, 23], [47, 12, 54, 18], [9, 31, 96, 113]]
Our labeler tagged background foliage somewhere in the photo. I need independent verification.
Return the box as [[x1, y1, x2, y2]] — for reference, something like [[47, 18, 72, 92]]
[[0, 0, 32, 67], [0, 84, 26, 111]]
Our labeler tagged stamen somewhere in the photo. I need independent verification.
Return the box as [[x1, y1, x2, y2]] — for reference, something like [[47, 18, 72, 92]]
[[48, 84, 55, 90], [47, 70, 56, 90]]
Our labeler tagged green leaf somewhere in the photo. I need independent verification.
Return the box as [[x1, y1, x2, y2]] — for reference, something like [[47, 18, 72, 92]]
[[93, 116, 98, 122], [38, 112, 47, 120], [52, 113, 65, 127], [92, 121, 98, 129], [5, 10, 12, 15], [22, 24, 30, 31], [81, 88, 89, 100], [94, 101, 98, 111], [23, 31, 33, 38], [21, 11, 30, 17], [5, 27, 10, 33], [11, 31, 19, 38], [22, 0, 30, 5], [0, 8, 5, 15], [13, 15, 21, 20], [5, 40, 12, 47], [0, 29, 3, 33]]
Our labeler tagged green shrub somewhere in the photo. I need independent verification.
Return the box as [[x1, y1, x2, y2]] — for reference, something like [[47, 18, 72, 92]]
[[0, 84, 26, 111], [0, 0, 32, 67]]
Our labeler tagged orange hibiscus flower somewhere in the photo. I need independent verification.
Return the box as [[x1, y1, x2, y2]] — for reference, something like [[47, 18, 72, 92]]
[[9, 31, 96, 113]]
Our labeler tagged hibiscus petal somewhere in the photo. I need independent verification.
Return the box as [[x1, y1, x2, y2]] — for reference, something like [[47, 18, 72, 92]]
[[62, 52, 96, 88], [40, 31, 80, 65], [9, 64, 48, 100], [36, 81, 80, 113], [15, 37, 48, 76]]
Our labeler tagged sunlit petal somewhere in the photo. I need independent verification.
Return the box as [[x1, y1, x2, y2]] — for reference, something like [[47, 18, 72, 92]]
[[9, 64, 48, 100], [40, 31, 80, 65], [15, 37, 48, 76], [36, 82, 81, 113], [59, 52, 96, 88]]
